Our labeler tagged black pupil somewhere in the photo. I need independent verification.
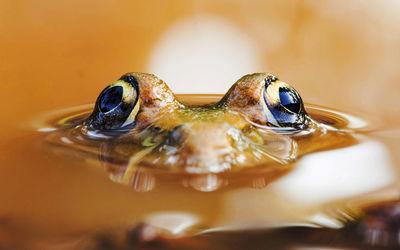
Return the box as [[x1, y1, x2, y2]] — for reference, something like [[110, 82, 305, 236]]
[[279, 87, 301, 113], [99, 86, 123, 113]]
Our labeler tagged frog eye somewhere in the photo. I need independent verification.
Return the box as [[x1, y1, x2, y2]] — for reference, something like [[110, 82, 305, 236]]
[[262, 76, 307, 128], [86, 76, 140, 131]]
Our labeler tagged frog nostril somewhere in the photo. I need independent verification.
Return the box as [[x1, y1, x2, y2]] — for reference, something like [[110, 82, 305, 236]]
[[166, 125, 187, 145]]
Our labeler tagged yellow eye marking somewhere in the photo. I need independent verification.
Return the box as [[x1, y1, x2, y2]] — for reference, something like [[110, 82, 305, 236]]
[[265, 81, 292, 107], [262, 80, 297, 126], [121, 98, 141, 127], [262, 80, 287, 126], [100, 79, 141, 127], [261, 100, 279, 126]]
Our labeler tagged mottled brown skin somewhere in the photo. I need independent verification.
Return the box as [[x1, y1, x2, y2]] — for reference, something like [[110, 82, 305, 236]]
[[219, 73, 272, 124], [120, 72, 272, 131], [123, 73, 181, 131]]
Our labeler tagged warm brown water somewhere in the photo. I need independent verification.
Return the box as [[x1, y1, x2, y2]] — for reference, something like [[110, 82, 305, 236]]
[[0, 94, 392, 249], [2, 1, 400, 249]]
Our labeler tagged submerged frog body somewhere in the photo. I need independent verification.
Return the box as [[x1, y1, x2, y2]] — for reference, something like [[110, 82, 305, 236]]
[[46, 72, 354, 189]]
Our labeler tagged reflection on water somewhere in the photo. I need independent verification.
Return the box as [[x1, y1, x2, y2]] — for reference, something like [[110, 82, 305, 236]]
[[108, 166, 156, 192], [25, 94, 400, 248], [144, 212, 199, 235], [26, 94, 400, 249], [272, 139, 394, 205], [214, 140, 395, 231], [40, 98, 364, 194]]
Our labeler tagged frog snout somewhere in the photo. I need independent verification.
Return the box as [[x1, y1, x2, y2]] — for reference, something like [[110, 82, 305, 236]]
[[164, 123, 247, 173]]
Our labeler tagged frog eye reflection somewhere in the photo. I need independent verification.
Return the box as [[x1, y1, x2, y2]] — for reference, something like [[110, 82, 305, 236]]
[[262, 76, 307, 128], [86, 77, 140, 131], [98, 85, 124, 113]]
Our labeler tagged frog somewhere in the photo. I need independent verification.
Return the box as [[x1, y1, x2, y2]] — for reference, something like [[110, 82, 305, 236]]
[[45, 72, 355, 191]]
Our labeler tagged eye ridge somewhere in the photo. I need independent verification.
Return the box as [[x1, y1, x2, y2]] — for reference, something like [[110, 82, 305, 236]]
[[119, 74, 139, 86], [264, 75, 277, 86]]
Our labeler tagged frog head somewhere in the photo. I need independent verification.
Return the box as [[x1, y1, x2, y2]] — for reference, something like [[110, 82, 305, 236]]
[[84, 72, 309, 174]]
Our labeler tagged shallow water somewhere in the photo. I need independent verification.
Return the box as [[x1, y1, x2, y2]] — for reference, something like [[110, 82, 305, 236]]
[[2, 1, 400, 249], [0, 94, 394, 249]]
